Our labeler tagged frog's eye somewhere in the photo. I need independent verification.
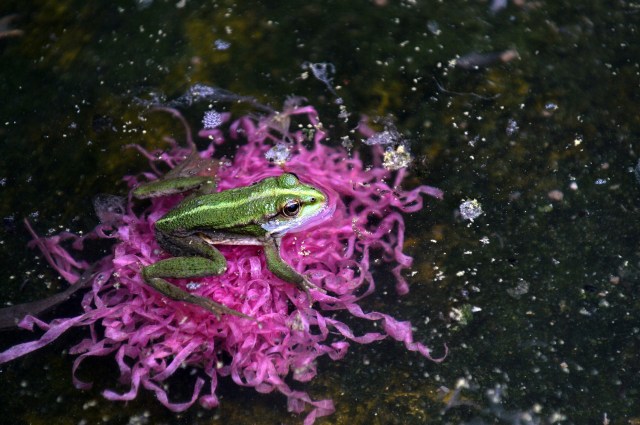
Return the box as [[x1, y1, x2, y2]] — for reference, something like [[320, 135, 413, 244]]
[[282, 199, 301, 217]]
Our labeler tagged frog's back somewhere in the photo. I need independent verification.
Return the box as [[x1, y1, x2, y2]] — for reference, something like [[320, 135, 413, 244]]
[[154, 173, 325, 236], [155, 184, 276, 233]]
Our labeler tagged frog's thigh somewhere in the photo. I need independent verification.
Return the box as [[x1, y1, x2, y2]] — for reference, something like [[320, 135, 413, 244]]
[[156, 234, 228, 277], [141, 256, 229, 317]]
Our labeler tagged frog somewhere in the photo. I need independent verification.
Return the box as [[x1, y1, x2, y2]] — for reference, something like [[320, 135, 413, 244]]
[[133, 161, 328, 319]]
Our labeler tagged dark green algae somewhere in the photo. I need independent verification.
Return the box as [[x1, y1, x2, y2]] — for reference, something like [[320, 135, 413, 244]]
[[1, 0, 640, 423]]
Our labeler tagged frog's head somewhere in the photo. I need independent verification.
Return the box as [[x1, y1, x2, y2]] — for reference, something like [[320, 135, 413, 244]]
[[261, 173, 330, 236]]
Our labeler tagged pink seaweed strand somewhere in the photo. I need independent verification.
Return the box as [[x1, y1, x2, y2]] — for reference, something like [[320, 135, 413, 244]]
[[0, 103, 443, 424]]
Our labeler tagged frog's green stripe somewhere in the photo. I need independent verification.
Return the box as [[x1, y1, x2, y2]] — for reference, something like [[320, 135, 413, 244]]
[[185, 186, 321, 216]]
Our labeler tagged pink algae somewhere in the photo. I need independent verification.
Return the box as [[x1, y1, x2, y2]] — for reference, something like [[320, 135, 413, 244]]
[[0, 103, 444, 424]]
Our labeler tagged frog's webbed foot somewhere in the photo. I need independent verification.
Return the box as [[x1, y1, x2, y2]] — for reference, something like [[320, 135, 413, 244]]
[[298, 274, 326, 306]]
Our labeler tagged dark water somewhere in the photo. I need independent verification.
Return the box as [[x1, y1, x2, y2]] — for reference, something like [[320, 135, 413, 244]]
[[1, 1, 639, 424]]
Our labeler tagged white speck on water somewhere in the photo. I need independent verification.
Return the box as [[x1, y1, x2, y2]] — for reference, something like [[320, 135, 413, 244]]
[[340, 135, 353, 149], [595, 178, 607, 185], [506, 119, 519, 136], [427, 20, 441, 35], [214, 39, 231, 50], [186, 282, 201, 291], [545, 102, 558, 111], [468, 135, 480, 147], [548, 189, 564, 201]]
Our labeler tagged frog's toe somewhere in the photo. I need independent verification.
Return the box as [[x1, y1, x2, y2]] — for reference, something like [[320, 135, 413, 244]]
[[304, 276, 325, 292], [299, 277, 326, 306], [191, 295, 254, 321]]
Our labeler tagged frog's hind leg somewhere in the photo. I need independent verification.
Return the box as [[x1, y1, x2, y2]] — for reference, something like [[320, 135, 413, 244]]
[[142, 262, 250, 319], [133, 175, 215, 199], [141, 236, 251, 319]]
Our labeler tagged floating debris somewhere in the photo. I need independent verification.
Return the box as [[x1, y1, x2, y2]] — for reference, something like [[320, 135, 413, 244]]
[[506, 280, 529, 298], [93, 194, 126, 227], [364, 129, 399, 146], [0, 14, 23, 39], [340, 136, 353, 149], [453, 49, 519, 70], [164, 84, 271, 112], [450, 304, 481, 326], [136, 0, 154, 9], [305, 62, 335, 87], [459, 199, 483, 221], [264, 142, 291, 164], [363, 116, 404, 147], [490, 0, 507, 13], [383, 144, 412, 170], [302, 61, 341, 101]]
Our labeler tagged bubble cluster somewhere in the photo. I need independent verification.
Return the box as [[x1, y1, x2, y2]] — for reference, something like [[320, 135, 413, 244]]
[[202, 110, 224, 129]]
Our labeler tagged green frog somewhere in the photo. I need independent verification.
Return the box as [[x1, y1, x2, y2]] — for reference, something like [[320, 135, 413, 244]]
[[133, 164, 328, 319]]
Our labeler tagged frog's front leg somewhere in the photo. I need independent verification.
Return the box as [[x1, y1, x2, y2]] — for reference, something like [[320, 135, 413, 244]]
[[142, 235, 250, 319], [263, 237, 325, 301]]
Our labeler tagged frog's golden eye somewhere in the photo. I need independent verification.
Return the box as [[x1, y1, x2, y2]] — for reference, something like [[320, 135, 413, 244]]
[[282, 199, 301, 217]]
